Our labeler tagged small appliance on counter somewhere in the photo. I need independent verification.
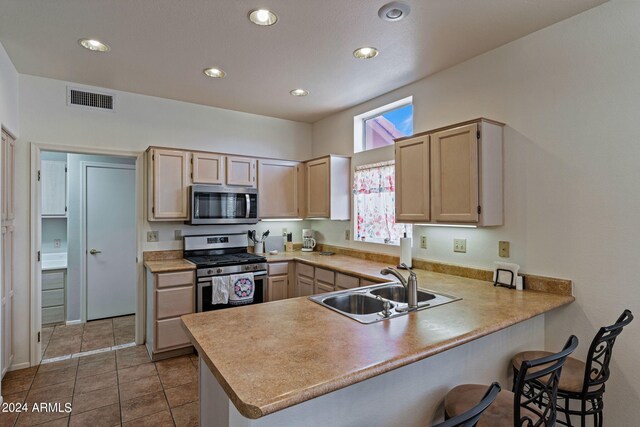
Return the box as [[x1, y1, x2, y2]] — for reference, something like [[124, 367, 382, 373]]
[[302, 229, 316, 252]]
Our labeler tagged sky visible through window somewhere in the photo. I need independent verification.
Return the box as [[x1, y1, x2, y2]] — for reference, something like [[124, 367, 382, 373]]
[[363, 103, 413, 151], [381, 104, 413, 136]]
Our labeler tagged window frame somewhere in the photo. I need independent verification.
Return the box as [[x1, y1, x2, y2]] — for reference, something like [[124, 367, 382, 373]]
[[353, 96, 413, 154]]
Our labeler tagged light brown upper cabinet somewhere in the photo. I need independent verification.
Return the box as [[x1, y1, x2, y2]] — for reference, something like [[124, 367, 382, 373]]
[[394, 118, 504, 227], [148, 148, 190, 221], [191, 152, 224, 185], [395, 136, 430, 222], [305, 155, 350, 220], [258, 159, 300, 219], [226, 156, 256, 187], [1, 131, 15, 222]]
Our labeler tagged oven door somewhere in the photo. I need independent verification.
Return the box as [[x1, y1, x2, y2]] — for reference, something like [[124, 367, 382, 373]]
[[189, 185, 258, 225], [197, 271, 267, 312]]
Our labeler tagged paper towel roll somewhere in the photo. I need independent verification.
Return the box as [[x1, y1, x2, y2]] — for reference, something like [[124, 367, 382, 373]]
[[400, 237, 412, 268]]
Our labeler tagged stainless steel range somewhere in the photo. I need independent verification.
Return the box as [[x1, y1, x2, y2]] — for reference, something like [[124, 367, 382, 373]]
[[183, 233, 267, 312]]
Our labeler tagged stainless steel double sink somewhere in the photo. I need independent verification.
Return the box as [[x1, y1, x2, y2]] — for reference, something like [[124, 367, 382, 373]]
[[309, 282, 460, 324]]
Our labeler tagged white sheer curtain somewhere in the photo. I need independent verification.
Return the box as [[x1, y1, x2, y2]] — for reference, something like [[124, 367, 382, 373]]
[[353, 161, 410, 245]]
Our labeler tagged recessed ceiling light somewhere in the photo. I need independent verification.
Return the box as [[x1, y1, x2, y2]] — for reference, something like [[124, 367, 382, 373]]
[[353, 47, 379, 59], [249, 9, 278, 26], [290, 89, 309, 97], [78, 39, 110, 52], [378, 2, 411, 22], [203, 67, 226, 78]]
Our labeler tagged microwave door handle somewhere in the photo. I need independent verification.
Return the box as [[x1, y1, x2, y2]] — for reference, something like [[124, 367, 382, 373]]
[[245, 194, 250, 218]]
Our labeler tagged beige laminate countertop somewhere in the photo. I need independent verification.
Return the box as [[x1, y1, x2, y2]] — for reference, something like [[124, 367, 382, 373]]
[[181, 252, 574, 420], [144, 259, 195, 273]]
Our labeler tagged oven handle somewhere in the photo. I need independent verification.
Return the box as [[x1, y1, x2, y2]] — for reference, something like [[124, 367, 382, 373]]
[[245, 194, 250, 218]]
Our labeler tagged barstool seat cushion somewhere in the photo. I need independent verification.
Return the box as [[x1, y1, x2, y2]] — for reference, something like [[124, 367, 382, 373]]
[[444, 384, 540, 427], [512, 351, 589, 393]]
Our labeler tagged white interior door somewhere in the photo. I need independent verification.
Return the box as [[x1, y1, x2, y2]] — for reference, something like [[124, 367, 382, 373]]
[[86, 164, 136, 320]]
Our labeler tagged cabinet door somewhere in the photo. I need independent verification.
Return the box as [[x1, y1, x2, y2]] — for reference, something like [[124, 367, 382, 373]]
[[2, 226, 14, 372], [258, 160, 299, 218], [226, 156, 256, 187], [149, 149, 189, 220], [191, 152, 224, 185], [395, 136, 430, 222], [41, 160, 68, 216], [297, 275, 314, 297], [314, 281, 334, 295], [2, 131, 15, 221], [267, 276, 288, 302], [155, 318, 191, 351], [306, 158, 330, 218], [431, 124, 479, 223], [155, 287, 194, 320]]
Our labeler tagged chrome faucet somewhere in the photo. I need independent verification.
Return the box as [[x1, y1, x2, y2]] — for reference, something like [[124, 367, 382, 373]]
[[380, 263, 418, 310]]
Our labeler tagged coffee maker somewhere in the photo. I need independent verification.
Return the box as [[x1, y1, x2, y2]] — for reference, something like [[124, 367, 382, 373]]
[[302, 229, 316, 252]]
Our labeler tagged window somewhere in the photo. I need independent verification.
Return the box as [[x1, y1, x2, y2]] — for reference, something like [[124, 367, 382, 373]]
[[354, 97, 413, 153], [353, 161, 411, 245]]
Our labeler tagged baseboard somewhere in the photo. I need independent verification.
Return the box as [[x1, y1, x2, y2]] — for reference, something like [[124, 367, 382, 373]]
[[65, 320, 83, 326], [8, 361, 31, 372]]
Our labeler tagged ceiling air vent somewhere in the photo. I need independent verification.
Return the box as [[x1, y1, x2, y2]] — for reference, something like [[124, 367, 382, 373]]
[[67, 87, 115, 112]]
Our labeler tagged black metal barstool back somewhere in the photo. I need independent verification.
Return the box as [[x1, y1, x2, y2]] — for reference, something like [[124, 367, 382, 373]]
[[434, 383, 501, 427], [513, 335, 579, 427]]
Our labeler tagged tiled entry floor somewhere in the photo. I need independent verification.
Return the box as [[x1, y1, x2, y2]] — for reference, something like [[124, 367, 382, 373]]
[[0, 346, 199, 426], [41, 316, 135, 360]]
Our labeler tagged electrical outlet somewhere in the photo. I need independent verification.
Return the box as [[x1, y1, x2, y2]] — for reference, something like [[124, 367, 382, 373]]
[[420, 236, 427, 249], [282, 227, 288, 238], [499, 241, 510, 258], [147, 231, 159, 242], [54, 239, 61, 248], [453, 238, 467, 253], [174, 230, 182, 240], [345, 229, 350, 240]]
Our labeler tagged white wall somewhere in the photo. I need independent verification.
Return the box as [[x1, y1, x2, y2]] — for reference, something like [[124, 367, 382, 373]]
[[311, 1, 640, 423], [13, 75, 313, 367], [0, 42, 18, 135]]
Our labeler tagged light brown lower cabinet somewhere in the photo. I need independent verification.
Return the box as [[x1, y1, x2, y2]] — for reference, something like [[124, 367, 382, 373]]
[[297, 276, 314, 297], [146, 268, 195, 361], [336, 272, 359, 291], [267, 276, 288, 302]]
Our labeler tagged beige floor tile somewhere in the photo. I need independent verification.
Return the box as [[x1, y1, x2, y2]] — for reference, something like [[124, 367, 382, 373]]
[[84, 319, 113, 331], [26, 381, 75, 404], [72, 385, 119, 415], [38, 358, 79, 373], [118, 374, 163, 403], [51, 324, 84, 338], [171, 401, 199, 427], [120, 391, 169, 423], [74, 371, 117, 394], [114, 327, 135, 345], [69, 402, 120, 427], [122, 409, 174, 427], [1, 376, 33, 395], [77, 357, 117, 379], [113, 315, 135, 329], [0, 411, 20, 427], [155, 356, 192, 373], [15, 397, 72, 426], [164, 382, 198, 408], [78, 350, 116, 366], [44, 338, 83, 359], [34, 416, 70, 427], [81, 335, 115, 352], [2, 390, 28, 404], [4, 366, 38, 381], [31, 365, 77, 389], [117, 363, 157, 384], [157, 363, 197, 389], [116, 346, 150, 369]]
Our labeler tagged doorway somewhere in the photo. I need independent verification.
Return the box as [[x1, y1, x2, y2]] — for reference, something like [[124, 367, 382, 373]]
[[39, 151, 138, 362]]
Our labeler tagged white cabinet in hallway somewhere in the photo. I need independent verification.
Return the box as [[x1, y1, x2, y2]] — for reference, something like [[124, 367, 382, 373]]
[[41, 269, 66, 326], [41, 160, 68, 217]]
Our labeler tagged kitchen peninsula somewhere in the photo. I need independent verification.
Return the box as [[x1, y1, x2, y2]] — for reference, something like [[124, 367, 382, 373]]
[[181, 255, 573, 427]]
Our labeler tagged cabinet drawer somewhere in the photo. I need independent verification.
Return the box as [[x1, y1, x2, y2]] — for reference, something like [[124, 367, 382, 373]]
[[42, 306, 64, 325], [315, 268, 335, 285], [335, 273, 359, 290], [156, 271, 194, 289], [315, 282, 334, 294], [268, 262, 289, 276], [156, 287, 194, 320], [155, 318, 191, 351], [42, 289, 65, 308], [296, 263, 314, 279], [42, 271, 65, 290]]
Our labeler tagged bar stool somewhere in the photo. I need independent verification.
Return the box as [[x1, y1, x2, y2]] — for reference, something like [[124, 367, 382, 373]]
[[511, 309, 633, 427], [433, 382, 500, 427], [444, 335, 579, 427]]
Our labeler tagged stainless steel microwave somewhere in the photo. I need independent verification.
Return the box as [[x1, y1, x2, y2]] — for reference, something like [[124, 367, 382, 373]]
[[188, 185, 258, 225]]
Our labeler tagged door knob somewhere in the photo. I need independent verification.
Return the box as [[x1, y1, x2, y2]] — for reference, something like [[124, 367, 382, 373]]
[[89, 249, 102, 255]]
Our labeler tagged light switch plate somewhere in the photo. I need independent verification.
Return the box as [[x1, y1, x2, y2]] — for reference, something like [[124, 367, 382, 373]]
[[345, 229, 350, 240], [420, 236, 427, 249], [454, 238, 467, 253], [499, 241, 510, 258], [54, 239, 61, 248], [174, 230, 182, 240], [147, 231, 159, 242]]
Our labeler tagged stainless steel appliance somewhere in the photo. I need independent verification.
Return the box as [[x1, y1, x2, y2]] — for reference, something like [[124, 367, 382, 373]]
[[183, 233, 267, 312], [188, 185, 258, 225], [302, 228, 316, 252]]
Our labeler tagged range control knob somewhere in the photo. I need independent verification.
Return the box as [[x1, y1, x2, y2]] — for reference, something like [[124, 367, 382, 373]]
[[207, 269, 213, 275], [216, 268, 223, 274], [253, 265, 258, 270]]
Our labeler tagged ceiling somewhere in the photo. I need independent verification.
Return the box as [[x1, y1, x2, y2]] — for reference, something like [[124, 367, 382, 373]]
[[0, 0, 607, 123]]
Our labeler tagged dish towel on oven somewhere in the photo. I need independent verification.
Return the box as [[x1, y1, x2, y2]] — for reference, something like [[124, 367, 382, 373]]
[[228, 273, 254, 305], [211, 276, 230, 305]]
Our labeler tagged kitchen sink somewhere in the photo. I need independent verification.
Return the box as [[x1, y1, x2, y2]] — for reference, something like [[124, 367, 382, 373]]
[[309, 282, 460, 324], [369, 285, 436, 303]]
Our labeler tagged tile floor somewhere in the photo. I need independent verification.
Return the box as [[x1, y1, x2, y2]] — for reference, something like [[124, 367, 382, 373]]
[[0, 345, 199, 426], [41, 316, 135, 360]]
